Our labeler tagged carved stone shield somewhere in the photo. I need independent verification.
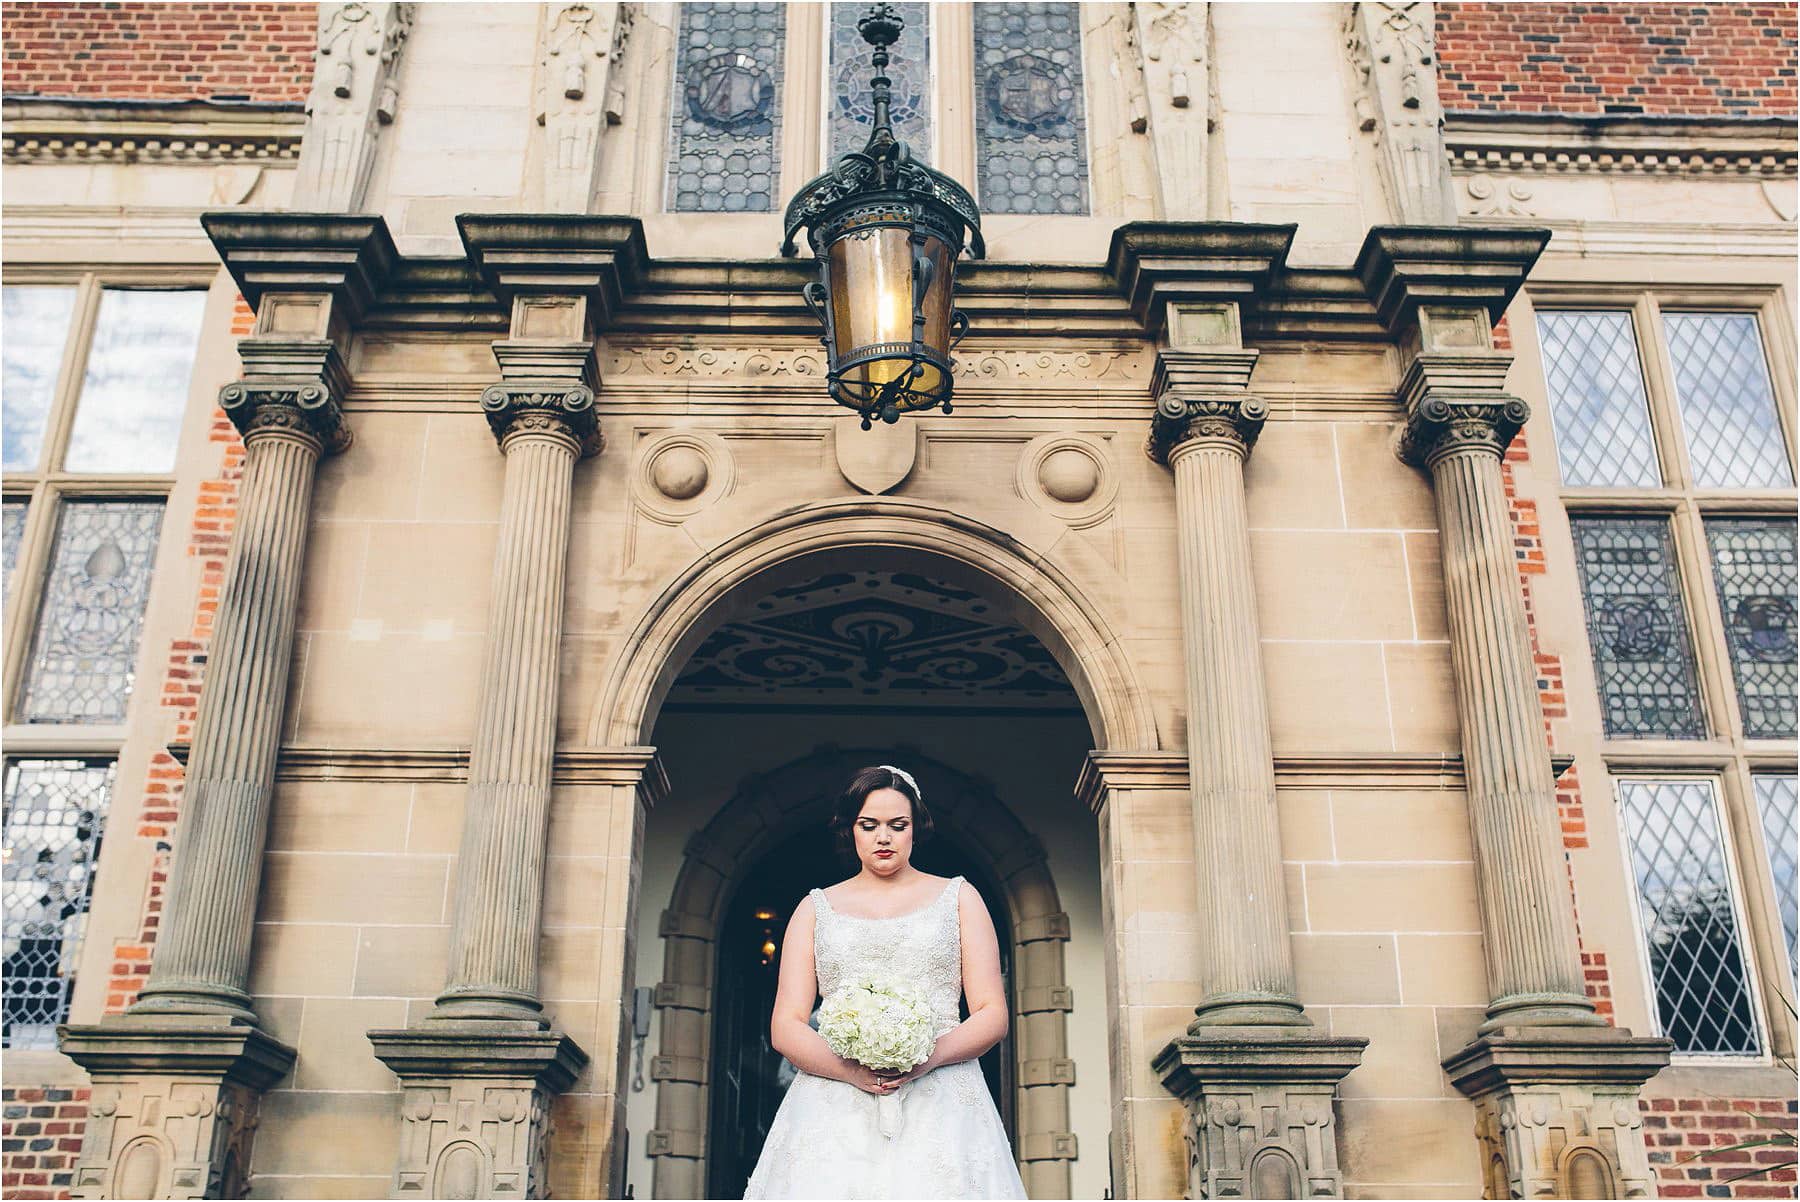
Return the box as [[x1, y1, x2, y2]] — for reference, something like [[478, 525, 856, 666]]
[[833, 415, 917, 495]]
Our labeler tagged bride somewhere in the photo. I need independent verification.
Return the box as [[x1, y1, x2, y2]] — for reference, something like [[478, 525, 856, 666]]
[[742, 765, 1027, 1200]]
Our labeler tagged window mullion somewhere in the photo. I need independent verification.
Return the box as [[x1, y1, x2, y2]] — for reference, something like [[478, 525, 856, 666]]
[[41, 274, 104, 479], [1672, 498, 1740, 744], [1635, 293, 1692, 491], [1726, 760, 1799, 1060], [0, 479, 61, 722]]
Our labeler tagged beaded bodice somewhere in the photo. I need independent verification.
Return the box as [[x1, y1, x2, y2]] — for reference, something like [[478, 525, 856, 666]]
[[811, 875, 964, 1036]]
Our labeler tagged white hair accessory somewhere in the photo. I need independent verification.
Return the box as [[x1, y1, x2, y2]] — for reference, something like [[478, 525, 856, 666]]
[[877, 764, 922, 801]]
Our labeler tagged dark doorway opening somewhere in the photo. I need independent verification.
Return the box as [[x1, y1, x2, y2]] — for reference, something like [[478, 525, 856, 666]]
[[705, 823, 1014, 1200]]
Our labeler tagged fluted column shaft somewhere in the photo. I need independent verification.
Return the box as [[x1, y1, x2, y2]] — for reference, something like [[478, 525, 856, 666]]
[[1425, 437, 1595, 1027], [136, 403, 340, 1018], [1168, 433, 1305, 1027], [435, 414, 585, 1021]]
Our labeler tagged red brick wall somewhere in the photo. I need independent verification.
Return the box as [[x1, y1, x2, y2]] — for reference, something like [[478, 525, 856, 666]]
[[1644, 1096, 1800, 1198], [1438, 3, 1799, 118], [0, 1087, 89, 1200], [1, 2, 316, 104]]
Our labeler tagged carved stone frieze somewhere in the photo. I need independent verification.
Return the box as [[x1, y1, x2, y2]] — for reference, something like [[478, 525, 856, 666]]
[[535, 3, 632, 212], [1464, 172, 1537, 218], [292, 2, 415, 211], [217, 379, 352, 454], [1157, 1030, 1367, 1200], [601, 344, 1148, 383], [480, 382, 602, 457], [1347, 2, 1458, 224]]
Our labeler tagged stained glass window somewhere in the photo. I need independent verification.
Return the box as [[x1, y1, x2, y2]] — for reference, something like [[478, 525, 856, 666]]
[[17, 501, 165, 725], [1536, 310, 1661, 488], [1570, 517, 1706, 740], [1665, 313, 1794, 490], [2, 501, 25, 611], [1704, 518, 1797, 740], [830, 2, 931, 157], [1753, 774, 1798, 979], [666, 2, 785, 213], [972, 2, 1089, 215], [1618, 778, 1760, 1055], [2, 759, 113, 1049], [63, 290, 207, 474], [2, 286, 78, 473]]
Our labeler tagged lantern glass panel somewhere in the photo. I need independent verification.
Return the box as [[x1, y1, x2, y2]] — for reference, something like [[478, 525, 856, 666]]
[[825, 224, 953, 402]]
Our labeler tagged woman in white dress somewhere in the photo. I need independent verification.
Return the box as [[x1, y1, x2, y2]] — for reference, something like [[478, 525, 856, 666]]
[[742, 765, 1028, 1200]]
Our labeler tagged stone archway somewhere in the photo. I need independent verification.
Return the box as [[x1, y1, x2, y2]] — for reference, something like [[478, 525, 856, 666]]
[[645, 747, 1081, 1200], [586, 496, 1160, 753]]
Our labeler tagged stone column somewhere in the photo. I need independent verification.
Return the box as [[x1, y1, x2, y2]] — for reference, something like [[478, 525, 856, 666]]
[[59, 215, 395, 1200], [369, 291, 600, 1200], [1360, 224, 1669, 1199], [1147, 303, 1366, 1200]]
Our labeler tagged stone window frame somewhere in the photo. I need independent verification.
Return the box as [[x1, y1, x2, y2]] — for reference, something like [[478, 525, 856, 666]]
[[1520, 281, 1798, 1064], [0, 264, 211, 1043]]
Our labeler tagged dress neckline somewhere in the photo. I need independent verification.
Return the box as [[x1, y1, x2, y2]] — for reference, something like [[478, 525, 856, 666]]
[[815, 875, 961, 922]]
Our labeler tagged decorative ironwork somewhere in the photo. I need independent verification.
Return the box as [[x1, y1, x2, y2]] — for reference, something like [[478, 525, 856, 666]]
[[1705, 518, 1797, 740], [2, 758, 114, 1050], [1665, 313, 1794, 490], [1617, 779, 1760, 1055], [830, 1, 930, 157], [1535, 310, 1660, 488], [2, 500, 25, 611], [17, 501, 165, 725], [665, 2, 785, 212], [972, 3, 1089, 215], [781, 4, 983, 428], [1570, 518, 1706, 740], [1753, 774, 1798, 979], [63, 289, 207, 474], [666, 570, 1079, 713], [1, 285, 77, 473]]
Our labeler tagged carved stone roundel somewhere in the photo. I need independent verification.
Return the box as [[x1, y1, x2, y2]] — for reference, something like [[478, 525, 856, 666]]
[[651, 444, 709, 500], [632, 430, 733, 521], [1018, 433, 1116, 526]]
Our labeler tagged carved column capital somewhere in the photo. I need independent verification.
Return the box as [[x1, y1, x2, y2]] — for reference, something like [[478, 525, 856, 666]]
[[1149, 346, 1265, 463], [1399, 394, 1530, 468], [480, 382, 601, 457], [219, 379, 352, 455]]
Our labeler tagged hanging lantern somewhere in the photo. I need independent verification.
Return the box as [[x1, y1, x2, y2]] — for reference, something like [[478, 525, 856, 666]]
[[780, 3, 985, 429]]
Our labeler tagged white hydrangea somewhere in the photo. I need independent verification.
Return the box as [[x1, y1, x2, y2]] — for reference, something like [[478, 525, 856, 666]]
[[816, 979, 936, 1072]]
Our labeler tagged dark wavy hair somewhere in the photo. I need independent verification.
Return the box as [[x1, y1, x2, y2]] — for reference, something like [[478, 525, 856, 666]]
[[828, 765, 934, 864]]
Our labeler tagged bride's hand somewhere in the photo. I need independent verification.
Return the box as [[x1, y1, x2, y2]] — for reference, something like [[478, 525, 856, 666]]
[[842, 1062, 902, 1095], [882, 1051, 942, 1087]]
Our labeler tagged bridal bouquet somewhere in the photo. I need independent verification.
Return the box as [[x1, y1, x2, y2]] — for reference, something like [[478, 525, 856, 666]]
[[817, 979, 936, 1137]]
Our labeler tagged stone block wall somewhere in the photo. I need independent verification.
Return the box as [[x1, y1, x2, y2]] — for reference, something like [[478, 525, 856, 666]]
[[1437, 2, 1799, 117], [0, 1, 315, 103]]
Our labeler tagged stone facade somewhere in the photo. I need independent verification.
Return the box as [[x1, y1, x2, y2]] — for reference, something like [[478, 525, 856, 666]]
[[1, 4, 1794, 1201]]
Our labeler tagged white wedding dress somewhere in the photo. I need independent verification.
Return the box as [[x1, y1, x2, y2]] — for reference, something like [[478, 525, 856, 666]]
[[742, 875, 1028, 1200]]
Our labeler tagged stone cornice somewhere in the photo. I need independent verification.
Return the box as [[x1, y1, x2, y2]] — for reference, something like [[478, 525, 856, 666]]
[[201, 211, 400, 325], [1443, 1027, 1673, 1096], [1445, 111, 1799, 178], [456, 214, 649, 326], [59, 1016, 297, 1093], [1355, 224, 1551, 336], [1106, 222, 1297, 334], [2, 96, 304, 165]]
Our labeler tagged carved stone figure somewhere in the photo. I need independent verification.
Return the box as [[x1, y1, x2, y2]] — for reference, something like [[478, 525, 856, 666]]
[[1131, 1, 1212, 219], [1346, 2, 1458, 224], [536, 3, 632, 211], [291, 2, 415, 211]]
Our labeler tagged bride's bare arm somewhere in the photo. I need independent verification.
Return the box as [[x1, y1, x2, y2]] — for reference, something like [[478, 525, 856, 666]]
[[894, 881, 1008, 1080], [768, 896, 897, 1095]]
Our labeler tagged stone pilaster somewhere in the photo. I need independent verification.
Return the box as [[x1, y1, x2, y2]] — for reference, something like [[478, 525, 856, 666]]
[[1360, 226, 1672, 1198], [1346, 2, 1459, 224], [535, 2, 634, 212], [59, 215, 395, 1201], [292, 2, 415, 211], [370, 216, 644, 1199]]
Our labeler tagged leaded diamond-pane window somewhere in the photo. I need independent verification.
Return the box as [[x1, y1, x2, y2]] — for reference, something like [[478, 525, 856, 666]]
[[1, 286, 78, 473], [1618, 778, 1760, 1055], [1570, 518, 1706, 740], [830, 2, 930, 156], [665, 1, 784, 213], [63, 290, 207, 474], [972, 2, 1089, 215], [1665, 313, 1794, 490], [17, 501, 165, 724], [2, 759, 113, 1050], [1704, 518, 1798, 740], [2, 501, 25, 610], [1536, 311, 1661, 488], [1753, 774, 1798, 978]]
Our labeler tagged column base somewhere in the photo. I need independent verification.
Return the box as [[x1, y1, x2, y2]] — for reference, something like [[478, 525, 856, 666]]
[[1442, 1026, 1672, 1200], [367, 1021, 589, 1200], [57, 1013, 296, 1199], [1155, 1026, 1368, 1200]]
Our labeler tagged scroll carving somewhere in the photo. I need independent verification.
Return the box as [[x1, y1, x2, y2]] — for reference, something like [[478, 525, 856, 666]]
[[218, 380, 353, 455], [1347, 2, 1458, 224], [292, 2, 415, 212], [481, 382, 603, 457]]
